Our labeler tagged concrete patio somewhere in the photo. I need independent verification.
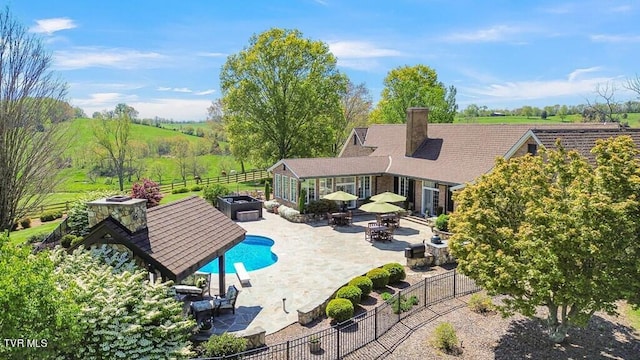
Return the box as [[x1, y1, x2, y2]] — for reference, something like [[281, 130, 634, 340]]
[[205, 210, 435, 335]]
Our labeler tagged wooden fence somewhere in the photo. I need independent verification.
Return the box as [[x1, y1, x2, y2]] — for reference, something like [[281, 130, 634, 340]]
[[27, 169, 270, 217]]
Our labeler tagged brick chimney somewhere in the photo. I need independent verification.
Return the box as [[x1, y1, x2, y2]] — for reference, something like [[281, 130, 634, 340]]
[[87, 196, 148, 233], [405, 107, 429, 157]]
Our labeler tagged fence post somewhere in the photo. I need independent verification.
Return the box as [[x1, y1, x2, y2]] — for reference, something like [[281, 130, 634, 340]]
[[286, 340, 290, 360], [453, 269, 457, 297], [398, 289, 402, 322], [207, 178, 210, 185], [336, 326, 340, 359], [374, 306, 378, 340], [423, 278, 427, 307]]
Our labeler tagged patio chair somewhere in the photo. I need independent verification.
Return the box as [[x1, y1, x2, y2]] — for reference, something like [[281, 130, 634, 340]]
[[346, 210, 353, 225], [214, 285, 239, 315], [365, 222, 378, 242], [327, 212, 334, 226]]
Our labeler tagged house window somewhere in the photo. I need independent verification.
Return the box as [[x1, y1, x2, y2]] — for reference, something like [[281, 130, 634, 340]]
[[274, 174, 281, 198], [527, 143, 537, 155], [303, 179, 316, 204], [397, 177, 410, 197], [353, 134, 357, 145], [283, 175, 289, 201], [290, 178, 297, 203], [358, 176, 372, 199], [319, 178, 333, 197]]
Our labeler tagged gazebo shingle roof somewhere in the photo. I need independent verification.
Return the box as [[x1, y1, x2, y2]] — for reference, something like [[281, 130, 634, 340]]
[[81, 196, 246, 281]]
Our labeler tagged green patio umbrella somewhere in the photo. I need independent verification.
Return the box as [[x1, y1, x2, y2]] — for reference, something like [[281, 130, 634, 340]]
[[322, 190, 358, 201], [370, 191, 406, 203], [358, 201, 404, 213]]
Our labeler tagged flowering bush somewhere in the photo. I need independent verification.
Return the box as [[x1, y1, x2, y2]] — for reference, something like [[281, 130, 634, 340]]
[[131, 178, 163, 208], [277, 205, 300, 221], [50, 245, 195, 359], [263, 200, 280, 212]]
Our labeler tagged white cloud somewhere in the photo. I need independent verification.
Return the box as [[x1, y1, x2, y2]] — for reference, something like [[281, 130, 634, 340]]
[[172, 87, 192, 93], [461, 70, 618, 102], [30, 18, 76, 34], [610, 5, 632, 12], [443, 25, 526, 43], [197, 52, 228, 57], [568, 67, 602, 81], [195, 89, 216, 95], [54, 47, 165, 70], [157, 87, 172, 91], [540, 4, 576, 14], [73, 95, 210, 121], [328, 41, 402, 59], [590, 34, 640, 43]]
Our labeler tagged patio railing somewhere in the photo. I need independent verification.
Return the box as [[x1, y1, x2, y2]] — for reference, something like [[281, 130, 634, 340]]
[[192, 269, 480, 360]]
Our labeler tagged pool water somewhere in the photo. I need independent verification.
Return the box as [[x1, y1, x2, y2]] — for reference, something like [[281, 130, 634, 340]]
[[198, 235, 278, 274]]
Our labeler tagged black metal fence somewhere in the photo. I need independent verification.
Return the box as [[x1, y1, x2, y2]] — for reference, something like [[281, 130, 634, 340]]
[[194, 269, 480, 360]]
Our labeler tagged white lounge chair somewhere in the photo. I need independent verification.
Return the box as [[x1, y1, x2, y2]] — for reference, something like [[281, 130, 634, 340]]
[[234, 262, 251, 286]]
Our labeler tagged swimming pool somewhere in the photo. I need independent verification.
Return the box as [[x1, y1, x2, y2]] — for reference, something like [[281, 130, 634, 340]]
[[198, 235, 278, 274]]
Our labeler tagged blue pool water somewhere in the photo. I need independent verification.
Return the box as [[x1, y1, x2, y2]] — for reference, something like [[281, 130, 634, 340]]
[[198, 235, 278, 274]]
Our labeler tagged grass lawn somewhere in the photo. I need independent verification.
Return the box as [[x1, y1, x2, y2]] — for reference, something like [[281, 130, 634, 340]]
[[627, 304, 640, 331], [8, 220, 62, 245]]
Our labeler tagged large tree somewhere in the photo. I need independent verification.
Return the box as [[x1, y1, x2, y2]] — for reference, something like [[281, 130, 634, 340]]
[[369, 64, 457, 124], [0, 9, 70, 231], [93, 103, 135, 191], [220, 28, 347, 167], [449, 137, 640, 343], [336, 80, 372, 152]]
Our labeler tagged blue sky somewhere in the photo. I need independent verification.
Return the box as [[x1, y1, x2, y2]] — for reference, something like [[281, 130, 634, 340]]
[[10, 0, 640, 121]]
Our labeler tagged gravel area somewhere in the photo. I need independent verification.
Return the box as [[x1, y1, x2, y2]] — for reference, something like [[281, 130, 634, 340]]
[[265, 266, 640, 359]]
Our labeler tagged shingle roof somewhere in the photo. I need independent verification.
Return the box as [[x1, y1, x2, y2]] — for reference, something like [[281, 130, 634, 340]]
[[364, 123, 621, 184], [532, 127, 640, 163], [270, 156, 390, 179], [354, 127, 368, 144], [82, 196, 246, 281]]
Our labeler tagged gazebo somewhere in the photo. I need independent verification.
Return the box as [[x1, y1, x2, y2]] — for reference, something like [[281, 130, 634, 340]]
[[73, 196, 246, 296]]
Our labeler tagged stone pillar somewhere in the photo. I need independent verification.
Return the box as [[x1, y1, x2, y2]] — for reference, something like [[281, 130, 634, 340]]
[[87, 197, 148, 233], [405, 107, 429, 157]]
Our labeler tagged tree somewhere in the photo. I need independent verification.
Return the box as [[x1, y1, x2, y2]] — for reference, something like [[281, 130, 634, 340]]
[[449, 137, 640, 343], [171, 137, 190, 182], [558, 105, 569, 121], [462, 104, 480, 121], [337, 80, 372, 151], [73, 106, 86, 118], [369, 64, 457, 124], [625, 74, 640, 98], [131, 179, 163, 208], [220, 28, 347, 167], [0, 234, 81, 359], [584, 82, 621, 123], [0, 9, 70, 232], [93, 104, 135, 191]]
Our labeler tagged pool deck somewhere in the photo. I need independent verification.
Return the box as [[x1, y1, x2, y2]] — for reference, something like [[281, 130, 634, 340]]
[[206, 211, 434, 335]]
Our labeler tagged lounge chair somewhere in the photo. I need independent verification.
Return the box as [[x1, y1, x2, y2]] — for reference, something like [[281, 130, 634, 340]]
[[174, 284, 206, 300], [214, 285, 239, 315]]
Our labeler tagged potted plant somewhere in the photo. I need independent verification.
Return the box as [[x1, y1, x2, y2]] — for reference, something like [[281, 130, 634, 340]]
[[308, 335, 321, 353]]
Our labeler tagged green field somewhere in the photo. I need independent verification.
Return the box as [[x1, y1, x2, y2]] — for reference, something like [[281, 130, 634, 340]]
[[8, 220, 62, 245], [454, 113, 640, 126], [628, 305, 640, 331]]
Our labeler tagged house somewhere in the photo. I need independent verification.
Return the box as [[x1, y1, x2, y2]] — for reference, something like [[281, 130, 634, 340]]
[[268, 108, 629, 216], [71, 195, 246, 295]]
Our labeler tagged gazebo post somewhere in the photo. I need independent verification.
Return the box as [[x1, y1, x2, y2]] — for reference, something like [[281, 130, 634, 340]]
[[218, 254, 226, 297]]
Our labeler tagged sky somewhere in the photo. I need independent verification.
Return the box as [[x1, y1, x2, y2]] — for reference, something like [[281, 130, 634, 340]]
[[9, 0, 640, 121]]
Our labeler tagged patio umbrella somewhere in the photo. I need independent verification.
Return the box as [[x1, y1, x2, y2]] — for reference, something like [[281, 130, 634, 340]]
[[322, 190, 358, 212], [322, 190, 358, 201], [358, 201, 404, 213], [370, 191, 406, 203]]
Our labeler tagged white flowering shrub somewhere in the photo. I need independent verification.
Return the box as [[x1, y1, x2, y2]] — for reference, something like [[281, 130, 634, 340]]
[[50, 246, 195, 359], [263, 200, 280, 212], [277, 205, 300, 221]]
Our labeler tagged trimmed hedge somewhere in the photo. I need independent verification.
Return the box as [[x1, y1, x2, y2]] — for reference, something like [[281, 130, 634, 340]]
[[60, 234, 79, 248], [382, 263, 406, 284], [204, 332, 247, 358], [366, 268, 390, 289], [171, 187, 189, 194], [430, 322, 458, 352], [326, 298, 354, 323], [40, 211, 63, 222], [435, 214, 450, 232], [348, 276, 373, 296], [19, 217, 31, 229], [335, 285, 362, 306]]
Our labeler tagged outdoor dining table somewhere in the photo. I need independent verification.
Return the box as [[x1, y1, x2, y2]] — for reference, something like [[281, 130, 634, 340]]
[[367, 225, 392, 242], [378, 213, 399, 229], [331, 212, 349, 226]]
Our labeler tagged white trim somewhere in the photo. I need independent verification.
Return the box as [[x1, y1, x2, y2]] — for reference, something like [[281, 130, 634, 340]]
[[337, 128, 358, 157], [267, 159, 301, 179], [503, 130, 543, 160]]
